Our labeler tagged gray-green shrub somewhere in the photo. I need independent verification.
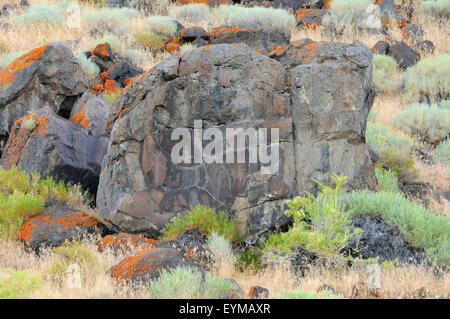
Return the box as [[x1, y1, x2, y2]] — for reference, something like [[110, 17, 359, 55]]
[[75, 52, 100, 82], [433, 139, 450, 165], [146, 15, 177, 36], [212, 5, 296, 32], [149, 267, 241, 299], [366, 122, 417, 181], [169, 4, 211, 23], [82, 7, 138, 35], [403, 54, 450, 104], [416, 0, 450, 21], [372, 54, 399, 94], [391, 100, 450, 141], [375, 167, 401, 193]]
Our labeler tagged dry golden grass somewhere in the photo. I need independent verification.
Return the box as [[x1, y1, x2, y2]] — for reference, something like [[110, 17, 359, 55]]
[[0, 1, 448, 299]]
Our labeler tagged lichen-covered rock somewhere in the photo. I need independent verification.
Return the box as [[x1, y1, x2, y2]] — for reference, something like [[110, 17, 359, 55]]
[[211, 26, 290, 55], [17, 206, 100, 251], [98, 42, 377, 240], [69, 92, 110, 138], [110, 247, 202, 283], [387, 40, 419, 69], [0, 43, 89, 155], [98, 232, 156, 252], [295, 9, 327, 28], [1, 106, 109, 194]]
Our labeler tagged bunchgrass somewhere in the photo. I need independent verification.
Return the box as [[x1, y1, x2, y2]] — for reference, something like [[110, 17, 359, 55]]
[[161, 205, 241, 242]]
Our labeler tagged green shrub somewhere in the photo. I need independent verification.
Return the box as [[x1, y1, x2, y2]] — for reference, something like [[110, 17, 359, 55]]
[[75, 52, 100, 82], [0, 51, 26, 68], [82, 7, 138, 35], [79, 0, 107, 5], [161, 205, 241, 242], [375, 167, 401, 193], [11, 3, 64, 25], [403, 54, 450, 104], [372, 54, 399, 94], [236, 247, 263, 273], [272, 288, 341, 299], [264, 175, 357, 256], [133, 32, 166, 51], [366, 122, 417, 182], [150, 267, 241, 299], [433, 139, 450, 165], [391, 101, 450, 141], [0, 193, 44, 239], [212, 5, 296, 32], [0, 268, 43, 299], [169, 4, 211, 23], [416, 0, 450, 21], [0, 167, 90, 239], [343, 190, 450, 266], [102, 90, 121, 106], [146, 15, 177, 36], [94, 35, 121, 52]]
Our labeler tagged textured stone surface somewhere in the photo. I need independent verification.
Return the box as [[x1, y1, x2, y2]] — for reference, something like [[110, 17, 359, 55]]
[[344, 214, 428, 264], [387, 40, 419, 69], [98, 42, 377, 240], [210, 26, 291, 55], [1, 106, 109, 195], [110, 247, 202, 283], [0, 43, 89, 155], [17, 205, 100, 251]]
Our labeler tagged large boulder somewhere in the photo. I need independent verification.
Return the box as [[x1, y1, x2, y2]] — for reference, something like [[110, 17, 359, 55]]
[[1, 106, 109, 194], [387, 40, 419, 70], [17, 205, 101, 251], [0, 43, 89, 155], [110, 247, 202, 283], [98, 42, 377, 240], [210, 26, 291, 54]]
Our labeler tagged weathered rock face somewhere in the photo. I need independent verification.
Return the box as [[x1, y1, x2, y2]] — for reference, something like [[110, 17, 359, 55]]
[[98, 42, 377, 240], [210, 26, 291, 55], [17, 205, 100, 251], [110, 247, 202, 283], [0, 43, 89, 154], [1, 106, 109, 195]]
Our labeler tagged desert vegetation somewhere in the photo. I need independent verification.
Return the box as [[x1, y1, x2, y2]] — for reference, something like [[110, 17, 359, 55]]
[[0, 0, 449, 299]]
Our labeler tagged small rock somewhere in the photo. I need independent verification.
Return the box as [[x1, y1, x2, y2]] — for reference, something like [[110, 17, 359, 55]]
[[249, 285, 270, 299]]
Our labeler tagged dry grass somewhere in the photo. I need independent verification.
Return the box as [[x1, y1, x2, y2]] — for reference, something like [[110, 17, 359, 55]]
[[0, 1, 448, 299]]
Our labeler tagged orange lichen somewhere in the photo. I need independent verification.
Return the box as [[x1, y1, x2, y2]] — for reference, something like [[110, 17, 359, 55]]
[[203, 44, 215, 50], [111, 248, 163, 281], [98, 233, 155, 252], [0, 44, 49, 88], [2, 110, 48, 169], [248, 286, 254, 297], [164, 38, 183, 54], [17, 211, 97, 245], [210, 26, 258, 39], [92, 43, 111, 60], [70, 108, 89, 129]]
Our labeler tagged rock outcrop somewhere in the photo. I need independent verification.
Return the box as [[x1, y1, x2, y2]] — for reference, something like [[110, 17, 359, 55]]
[[1, 106, 109, 194], [98, 41, 377, 241], [0, 43, 89, 155], [17, 206, 100, 251]]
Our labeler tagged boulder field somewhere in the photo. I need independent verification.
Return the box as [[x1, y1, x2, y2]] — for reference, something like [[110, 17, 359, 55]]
[[1, 39, 377, 242]]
